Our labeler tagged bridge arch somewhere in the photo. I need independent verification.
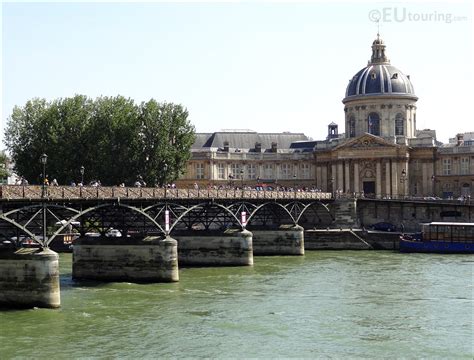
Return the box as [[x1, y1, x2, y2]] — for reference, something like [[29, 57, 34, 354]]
[[0, 204, 82, 247], [246, 202, 296, 227], [47, 203, 166, 245], [169, 202, 242, 233], [295, 201, 334, 227]]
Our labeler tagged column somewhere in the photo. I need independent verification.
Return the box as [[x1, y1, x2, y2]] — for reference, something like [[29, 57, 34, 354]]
[[209, 160, 214, 181], [337, 162, 344, 192], [331, 163, 337, 192], [354, 162, 360, 193], [316, 166, 322, 189], [376, 161, 382, 198], [344, 161, 350, 193], [321, 165, 328, 191], [421, 162, 427, 196], [385, 161, 391, 197], [402, 160, 409, 197], [391, 161, 399, 198]]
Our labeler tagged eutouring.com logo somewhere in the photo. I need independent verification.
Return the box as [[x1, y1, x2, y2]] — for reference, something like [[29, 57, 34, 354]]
[[368, 8, 468, 24]]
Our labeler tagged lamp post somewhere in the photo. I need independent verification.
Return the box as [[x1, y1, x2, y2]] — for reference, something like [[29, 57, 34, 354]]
[[80, 165, 85, 185], [163, 163, 168, 197], [431, 174, 436, 196], [330, 177, 335, 198], [39, 154, 48, 248], [240, 168, 244, 189], [400, 169, 407, 199], [40, 154, 48, 198], [293, 173, 297, 198]]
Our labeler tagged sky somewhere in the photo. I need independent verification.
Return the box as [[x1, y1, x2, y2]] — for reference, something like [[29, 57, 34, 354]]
[[1, 1, 473, 147]]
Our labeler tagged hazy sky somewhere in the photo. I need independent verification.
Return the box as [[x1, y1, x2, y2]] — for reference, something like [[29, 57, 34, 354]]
[[1, 1, 472, 147]]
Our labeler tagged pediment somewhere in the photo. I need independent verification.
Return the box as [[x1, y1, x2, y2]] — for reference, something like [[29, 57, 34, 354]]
[[334, 134, 400, 151]]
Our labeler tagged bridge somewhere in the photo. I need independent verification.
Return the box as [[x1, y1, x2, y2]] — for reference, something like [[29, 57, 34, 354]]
[[0, 185, 333, 248]]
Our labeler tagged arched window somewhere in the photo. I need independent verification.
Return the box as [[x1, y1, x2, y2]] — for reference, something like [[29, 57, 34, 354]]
[[349, 115, 356, 137], [368, 112, 380, 136], [395, 113, 404, 136]]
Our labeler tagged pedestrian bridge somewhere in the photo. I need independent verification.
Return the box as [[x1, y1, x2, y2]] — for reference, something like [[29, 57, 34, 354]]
[[0, 185, 333, 248]]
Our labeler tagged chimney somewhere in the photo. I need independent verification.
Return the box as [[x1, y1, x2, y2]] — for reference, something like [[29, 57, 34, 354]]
[[223, 141, 229, 152], [271, 142, 277, 153], [255, 142, 262, 153], [456, 134, 464, 146]]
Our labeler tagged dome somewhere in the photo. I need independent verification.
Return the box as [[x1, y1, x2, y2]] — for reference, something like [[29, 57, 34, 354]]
[[343, 35, 417, 100], [345, 64, 416, 98]]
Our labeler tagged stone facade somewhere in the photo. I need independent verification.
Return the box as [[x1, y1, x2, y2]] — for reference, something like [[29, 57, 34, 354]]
[[177, 35, 473, 198]]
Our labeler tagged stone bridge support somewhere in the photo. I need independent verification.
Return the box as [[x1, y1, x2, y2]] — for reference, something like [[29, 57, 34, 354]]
[[0, 247, 60, 309], [72, 236, 179, 282], [251, 225, 304, 255], [173, 229, 253, 267]]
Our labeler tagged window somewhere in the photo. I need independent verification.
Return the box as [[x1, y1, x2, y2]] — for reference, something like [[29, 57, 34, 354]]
[[195, 163, 204, 179], [301, 164, 310, 179], [248, 164, 256, 179], [349, 115, 356, 137], [217, 163, 225, 180], [460, 157, 469, 175], [395, 113, 404, 136], [230, 164, 241, 179], [368, 112, 380, 136], [281, 164, 292, 179], [264, 164, 274, 179], [442, 158, 451, 175]]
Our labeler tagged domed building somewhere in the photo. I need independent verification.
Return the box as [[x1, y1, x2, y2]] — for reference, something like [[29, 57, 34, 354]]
[[343, 34, 418, 140], [179, 34, 472, 199], [313, 34, 437, 198]]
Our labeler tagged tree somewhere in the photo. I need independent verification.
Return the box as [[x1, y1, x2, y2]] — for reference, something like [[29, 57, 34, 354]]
[[137, 100, 195, 186], [0, 152, 9, 182], [4, 95, 195, 186]]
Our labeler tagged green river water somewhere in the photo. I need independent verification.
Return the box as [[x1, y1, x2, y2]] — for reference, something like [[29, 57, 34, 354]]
[[0, 251, 472, 359]]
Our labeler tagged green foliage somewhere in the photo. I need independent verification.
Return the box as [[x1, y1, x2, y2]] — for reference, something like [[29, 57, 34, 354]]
[[0, 152, 9, 180], [4, 95, 195, 186]]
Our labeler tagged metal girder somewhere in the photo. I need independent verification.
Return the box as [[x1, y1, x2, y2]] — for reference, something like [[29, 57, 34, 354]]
[[0, 198, 334, 248]]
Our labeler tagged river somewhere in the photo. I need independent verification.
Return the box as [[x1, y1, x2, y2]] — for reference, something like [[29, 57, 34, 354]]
[[0, 251, 472, 359]]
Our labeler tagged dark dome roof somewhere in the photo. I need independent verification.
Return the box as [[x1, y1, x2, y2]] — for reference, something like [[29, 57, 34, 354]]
[[345, 64, 416, 99]]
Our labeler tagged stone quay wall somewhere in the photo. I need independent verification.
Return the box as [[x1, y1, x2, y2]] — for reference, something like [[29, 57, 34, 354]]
[[357, 199, 474, 232]]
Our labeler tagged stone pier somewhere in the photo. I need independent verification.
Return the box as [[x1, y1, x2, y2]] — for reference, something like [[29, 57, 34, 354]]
[[72, 236, 179, 282], [0, 247, 60, 309], [173, 229, 253, 266], [251, 225, 305, 255]]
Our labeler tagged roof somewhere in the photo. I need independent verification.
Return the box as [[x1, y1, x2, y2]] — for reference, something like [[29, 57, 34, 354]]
[[345, 64, 416, 99], [192, 131, 309, 150]]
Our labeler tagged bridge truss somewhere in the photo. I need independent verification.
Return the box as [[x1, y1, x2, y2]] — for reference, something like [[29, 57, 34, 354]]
[[0, 186, 333, 248]]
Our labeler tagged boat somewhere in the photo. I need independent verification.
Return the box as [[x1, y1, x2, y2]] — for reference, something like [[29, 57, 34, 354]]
[[400, 222, 474, 254]]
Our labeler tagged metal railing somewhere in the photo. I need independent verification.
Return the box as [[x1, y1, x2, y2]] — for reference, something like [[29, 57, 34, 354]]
[[0, 185, 332, 201]]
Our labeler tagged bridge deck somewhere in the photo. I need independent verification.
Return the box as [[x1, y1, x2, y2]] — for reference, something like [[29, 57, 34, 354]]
[[0, 186, 332, 201]]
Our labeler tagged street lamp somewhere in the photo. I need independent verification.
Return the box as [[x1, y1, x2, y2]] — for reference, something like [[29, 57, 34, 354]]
[[293, 173, 297, 197], [80, 165, 85, 185], [240, 168, 244, 189], [330, 177, 335, 198], [431, 174, 436, 196], [400, 169, 407, 199], [39, 153, 48, 248], [163, 163, 168, 197], [163, 163, 168, 187], [40, 154, 48, 198]]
